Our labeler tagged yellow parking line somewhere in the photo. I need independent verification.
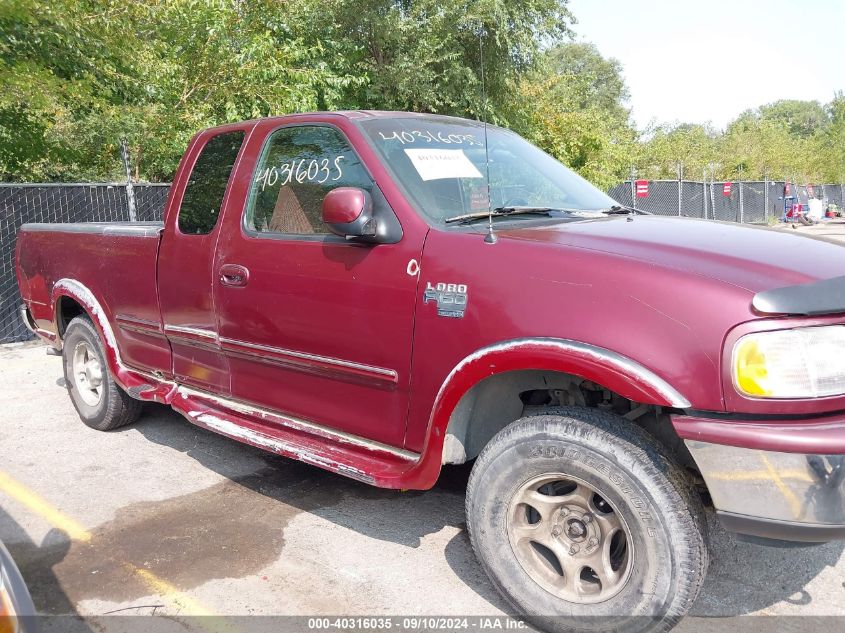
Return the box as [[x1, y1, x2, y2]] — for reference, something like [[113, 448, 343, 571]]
[[707, 468, 813, 483], [125, 565, 215, 616], [760, 454, 803, 519], [0, 469, 91, 542], [0, 468, 221, 621]]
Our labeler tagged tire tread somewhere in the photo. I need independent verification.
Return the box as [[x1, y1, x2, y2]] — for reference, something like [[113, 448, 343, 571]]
[[63, 315, 142, 431], [466, 406, 708, 633]]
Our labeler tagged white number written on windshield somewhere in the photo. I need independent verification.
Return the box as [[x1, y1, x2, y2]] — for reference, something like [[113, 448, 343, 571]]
[[378, 129, 483, 147]]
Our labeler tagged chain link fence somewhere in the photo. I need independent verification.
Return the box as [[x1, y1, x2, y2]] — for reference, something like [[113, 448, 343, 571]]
[[1, 183, 170, 343], [608, 180, 844, 223], [2, 178, 844, 344]]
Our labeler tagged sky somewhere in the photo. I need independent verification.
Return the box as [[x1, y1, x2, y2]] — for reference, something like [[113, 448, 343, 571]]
[[567, 0, 845, 131]]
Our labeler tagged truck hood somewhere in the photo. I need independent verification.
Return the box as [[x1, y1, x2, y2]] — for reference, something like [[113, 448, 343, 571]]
[[497, 216, 845, 296]]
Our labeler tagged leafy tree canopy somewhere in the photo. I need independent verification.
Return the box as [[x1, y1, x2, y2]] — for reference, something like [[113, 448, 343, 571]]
[[641, 95, 845, 183], [510, 43, 637, 189], [544, 42, 629, 116], [757, 99, 829, 138], [0, 1, 842, 187]]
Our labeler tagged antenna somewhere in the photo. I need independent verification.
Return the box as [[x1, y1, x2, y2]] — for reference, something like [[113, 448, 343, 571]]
[[478, 28, 497, 244]]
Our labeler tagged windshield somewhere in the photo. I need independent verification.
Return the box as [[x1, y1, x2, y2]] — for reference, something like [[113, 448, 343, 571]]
[[359, 116, 618, 224]]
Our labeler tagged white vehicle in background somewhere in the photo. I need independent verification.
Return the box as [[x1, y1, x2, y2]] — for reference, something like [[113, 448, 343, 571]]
[[807, 197, 825, 222]]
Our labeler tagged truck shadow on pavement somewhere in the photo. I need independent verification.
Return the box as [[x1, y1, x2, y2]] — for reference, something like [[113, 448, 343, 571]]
[[689, 515, 844, 616], [111, 404, 845, 616], [131, 404, 471, 548]]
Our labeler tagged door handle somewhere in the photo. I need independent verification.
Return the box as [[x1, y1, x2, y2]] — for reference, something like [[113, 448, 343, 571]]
[[219, 263, 250, 287]]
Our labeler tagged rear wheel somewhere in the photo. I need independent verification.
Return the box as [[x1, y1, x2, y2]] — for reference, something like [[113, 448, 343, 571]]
[[62, 316, 142, 431], [466, 407, 708, 633]]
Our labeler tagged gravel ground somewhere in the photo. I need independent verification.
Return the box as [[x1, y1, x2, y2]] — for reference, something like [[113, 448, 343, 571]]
[[771, 216, 845, 244]]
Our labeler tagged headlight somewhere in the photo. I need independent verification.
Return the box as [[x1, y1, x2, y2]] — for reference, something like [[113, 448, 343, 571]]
[[732, 325, 845, 398]]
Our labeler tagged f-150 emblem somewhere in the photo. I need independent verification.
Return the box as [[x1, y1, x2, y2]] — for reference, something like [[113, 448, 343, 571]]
[[424, 282, 468, 318]]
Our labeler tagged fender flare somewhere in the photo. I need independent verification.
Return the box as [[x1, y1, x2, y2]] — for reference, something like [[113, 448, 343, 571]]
[[53, 278, 122, 364], [404, 337, 691, 488], [432, 338, 691, 422], [51, 278, 174, 401]]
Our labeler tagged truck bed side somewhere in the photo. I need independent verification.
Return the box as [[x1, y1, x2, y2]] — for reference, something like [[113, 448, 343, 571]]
[[16, 222, 172, 376]]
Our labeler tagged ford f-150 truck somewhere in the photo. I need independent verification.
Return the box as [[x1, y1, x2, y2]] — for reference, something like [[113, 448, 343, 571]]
[[15, 111, 845, 632]]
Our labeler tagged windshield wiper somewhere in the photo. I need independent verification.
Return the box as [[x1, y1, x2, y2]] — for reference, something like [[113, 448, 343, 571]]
[[444, 206, 557, 225], [602, 205, 650, 215]]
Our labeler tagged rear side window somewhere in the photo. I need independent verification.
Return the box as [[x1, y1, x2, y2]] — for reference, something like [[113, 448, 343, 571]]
[[178, 130, 245, 235]]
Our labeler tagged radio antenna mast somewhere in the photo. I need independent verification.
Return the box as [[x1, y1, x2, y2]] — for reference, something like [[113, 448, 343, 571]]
[[478, 28, 497, 244]]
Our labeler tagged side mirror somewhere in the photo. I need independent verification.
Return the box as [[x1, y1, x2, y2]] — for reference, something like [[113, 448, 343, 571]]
[[322, 187, 378, 240]]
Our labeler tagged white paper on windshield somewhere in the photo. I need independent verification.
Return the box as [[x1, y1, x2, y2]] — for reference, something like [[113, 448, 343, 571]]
[[404, 148, 483, 181]]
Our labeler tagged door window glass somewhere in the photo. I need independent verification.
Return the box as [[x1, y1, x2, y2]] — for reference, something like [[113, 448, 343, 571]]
[[245, 126, 372, 235], [178, 130, 245, 235]]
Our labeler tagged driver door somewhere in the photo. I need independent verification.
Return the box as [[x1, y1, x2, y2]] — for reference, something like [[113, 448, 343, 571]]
[[213, 122, 425, 448]]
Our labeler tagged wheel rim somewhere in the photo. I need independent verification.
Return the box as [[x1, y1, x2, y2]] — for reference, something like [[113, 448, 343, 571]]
[[507, 473, 634, 604], [72, 340, 104, 407]]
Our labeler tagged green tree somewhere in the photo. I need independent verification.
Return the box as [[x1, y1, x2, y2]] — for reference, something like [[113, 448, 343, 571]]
[[638, 123, 718, 180], [544, 42, 629, 116], [289, 0, 573, 118], [720, 115, 810, 182], [1, 0, 574, 181], [3, 1, 842, 189], [122, 0, 356, 179], [757, 99, 829, 138], [0, 0, 352, 181], [0, 0, 138, 179], [637, 97, 845, 184], [511, 43, 638, 190], [813, 92, 845, 183]]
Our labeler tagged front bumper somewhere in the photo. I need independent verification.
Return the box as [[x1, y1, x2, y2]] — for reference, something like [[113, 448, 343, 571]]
[[673, 413, 845, 542]]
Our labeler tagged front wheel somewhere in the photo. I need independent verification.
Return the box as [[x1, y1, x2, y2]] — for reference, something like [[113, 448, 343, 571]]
[[62, 315, 142, 431], [466, 408, 708, 633]]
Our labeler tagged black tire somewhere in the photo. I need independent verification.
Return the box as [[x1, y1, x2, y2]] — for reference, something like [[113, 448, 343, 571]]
[[466, 407, 708, 633], [62, 315, 142, 431]]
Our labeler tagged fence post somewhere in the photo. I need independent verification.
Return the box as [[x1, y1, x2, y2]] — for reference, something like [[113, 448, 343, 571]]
[[120, 138, 138, 222], [710, 180, 716, 221], [677, 162, 683, 216], [702, 171, 707, 220], [764, 172, 769, 223], [630, 166, 637, 210], [739, 180, 744, 223]]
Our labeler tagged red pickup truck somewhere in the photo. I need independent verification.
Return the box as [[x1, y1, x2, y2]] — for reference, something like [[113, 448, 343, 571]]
[[15, 111, 845, 631]]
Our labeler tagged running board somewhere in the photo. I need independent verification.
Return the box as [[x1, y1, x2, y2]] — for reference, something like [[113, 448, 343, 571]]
[[169, 386, 420, 488]]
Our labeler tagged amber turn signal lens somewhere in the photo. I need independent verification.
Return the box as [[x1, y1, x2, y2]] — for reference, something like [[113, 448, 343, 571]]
[[733, 337, 771, 397]]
